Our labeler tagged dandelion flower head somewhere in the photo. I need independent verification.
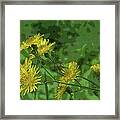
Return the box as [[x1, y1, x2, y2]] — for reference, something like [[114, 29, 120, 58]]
[[91, 64, 100, 73], [37, 38, 55, 56], [20, 33, 55, 56], [20, 57, 41, 96], [60, 61, 80, 82], [55, 61, 80, 99]]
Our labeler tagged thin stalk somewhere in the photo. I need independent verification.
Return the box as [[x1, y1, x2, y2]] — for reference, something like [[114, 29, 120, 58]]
[[47, 56, 62, 75], [74, 79, 81, 86], [41, 63, 55, 80], [51, 79, 99, 92], [69, 93, 73, 100], [44, 72, 49, 100], [79, 76, 99, 88], [34, 92, 36, 100], [46, 80, 100, 91]]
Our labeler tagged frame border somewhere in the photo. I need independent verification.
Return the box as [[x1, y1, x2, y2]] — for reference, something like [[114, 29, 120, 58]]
[[0, 0, 119, 119]]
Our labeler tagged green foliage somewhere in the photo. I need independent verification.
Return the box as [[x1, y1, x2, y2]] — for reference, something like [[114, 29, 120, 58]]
[[20, 20, 100, 100]]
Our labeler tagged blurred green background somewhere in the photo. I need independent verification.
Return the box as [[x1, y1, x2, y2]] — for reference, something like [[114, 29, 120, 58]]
[[20, 20, 100, 100]]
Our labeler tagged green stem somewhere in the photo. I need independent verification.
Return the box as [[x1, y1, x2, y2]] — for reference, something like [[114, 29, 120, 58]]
[[74, 79, 81, 86], [46, 80, 100, 91], [79, 76, 99, 88], [47, 56, 62, 75], [34, 92, 36, 100], [44, 72, 49, 100], [41, 63, 55, 80], [69, 93, 73, 100]]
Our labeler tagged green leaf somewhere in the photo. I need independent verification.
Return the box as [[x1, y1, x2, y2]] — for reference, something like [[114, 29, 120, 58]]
[[20, 53, 26, 63]]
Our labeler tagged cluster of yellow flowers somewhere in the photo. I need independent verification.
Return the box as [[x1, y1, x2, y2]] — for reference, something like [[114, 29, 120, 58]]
[[91, 64, 100, 74], [20, 33, 100, 99], [20, 33, 55, 56], [20, 33, 56, 96], [20, 55, 41, 96], [55, 61, 80, 99]]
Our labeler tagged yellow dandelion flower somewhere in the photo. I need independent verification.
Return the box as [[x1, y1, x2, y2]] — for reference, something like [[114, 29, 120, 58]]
[[26, 33, 44, 46], [20, 33, 44, 51], [20, 33, 55, 56], [20, 41, 30, 51], [55, 61, 80, 99], [55, 84, 67, 100], [37, 39, 55, 56], [91, 64, 100, 73], [20, 57, 41, 96], [60, 61, 80, 82]]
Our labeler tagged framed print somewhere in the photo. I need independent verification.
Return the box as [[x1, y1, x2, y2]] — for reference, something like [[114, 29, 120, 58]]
[[0, 0, 119, 119]]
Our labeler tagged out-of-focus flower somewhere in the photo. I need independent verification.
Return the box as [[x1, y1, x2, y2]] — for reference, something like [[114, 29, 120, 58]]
[[91, 64, 100, 73]]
